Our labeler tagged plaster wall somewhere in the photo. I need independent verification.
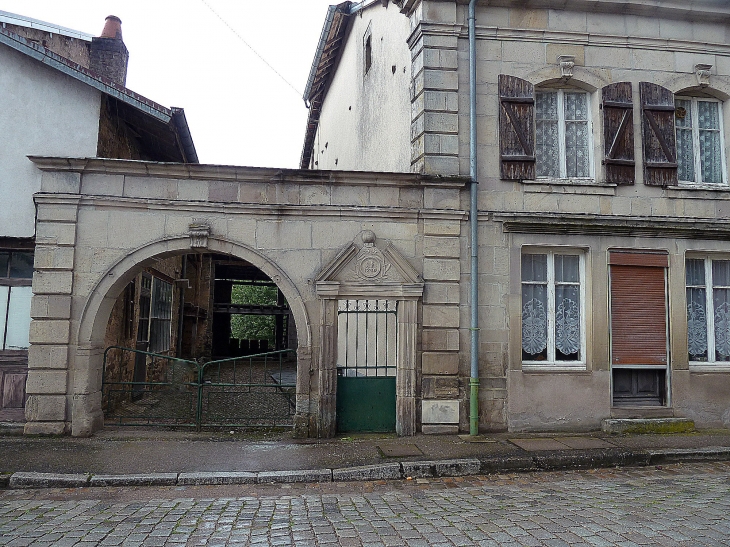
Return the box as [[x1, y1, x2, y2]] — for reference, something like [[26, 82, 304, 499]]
[[0, 45, 100, 238], [310, 4, 412, 172]]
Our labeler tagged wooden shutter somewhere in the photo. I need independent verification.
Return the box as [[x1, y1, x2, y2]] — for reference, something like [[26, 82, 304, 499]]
[[499, 75, 535, 180], [609, 251, 668, 366], [640, 82, 678, 186], [602, 82, 635, 185]]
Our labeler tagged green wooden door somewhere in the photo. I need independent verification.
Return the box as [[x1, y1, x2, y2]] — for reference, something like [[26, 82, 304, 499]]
[[336, 375, 396, 432]]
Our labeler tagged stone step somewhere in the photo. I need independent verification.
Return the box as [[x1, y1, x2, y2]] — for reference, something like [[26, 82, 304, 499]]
[[602, 418, 695, 435]]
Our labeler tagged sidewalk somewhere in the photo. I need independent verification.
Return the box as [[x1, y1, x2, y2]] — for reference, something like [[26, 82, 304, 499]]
[[2, 426, 730, 488]]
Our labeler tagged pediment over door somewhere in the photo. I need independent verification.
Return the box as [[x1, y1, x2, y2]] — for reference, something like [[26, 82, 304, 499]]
[[315, 231, 424, 299]]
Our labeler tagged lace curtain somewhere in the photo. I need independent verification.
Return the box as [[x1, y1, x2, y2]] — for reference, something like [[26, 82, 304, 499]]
[[686, 258, 707, 360], [564, 93, 589, 178], [698, 101, 722, 184], [522, 254, 581, 361], [676, 99, 723, 184], [536, 92, 559, 178], [676, 99, 695, 182], [713, 260, 730, 361], [554, 255, 580, 357], [686, 259, 730, 362]]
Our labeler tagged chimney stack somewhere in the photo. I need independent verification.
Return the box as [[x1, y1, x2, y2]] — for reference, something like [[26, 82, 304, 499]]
[[89, 15, 129, 86]]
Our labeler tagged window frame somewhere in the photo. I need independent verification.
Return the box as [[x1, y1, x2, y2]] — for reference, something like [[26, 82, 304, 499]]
[[521, 249, 587, 371], [675, 96, 727, 186], [534, 88, 595, 181], [148, 276, 173, 354], [686, 255, 730, 370], [0, 250, 34, 352]]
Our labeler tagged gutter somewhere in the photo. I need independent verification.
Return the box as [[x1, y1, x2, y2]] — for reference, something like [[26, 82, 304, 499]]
[[468, 0, 479, 436], [171, 108, 199, 164]]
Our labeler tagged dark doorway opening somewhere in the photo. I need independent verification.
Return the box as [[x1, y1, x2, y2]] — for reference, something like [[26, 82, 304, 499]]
[[612, 368, 665, 407]]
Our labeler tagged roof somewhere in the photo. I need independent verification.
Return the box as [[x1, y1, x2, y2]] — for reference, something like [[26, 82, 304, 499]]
[[0, 25, 198, 163], [0, 10, 93, 41]]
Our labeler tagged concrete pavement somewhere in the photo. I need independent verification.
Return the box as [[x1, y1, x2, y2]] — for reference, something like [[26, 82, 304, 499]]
[[2, 426, 730, 489]]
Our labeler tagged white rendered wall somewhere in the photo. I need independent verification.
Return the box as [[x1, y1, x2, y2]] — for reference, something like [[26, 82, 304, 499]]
[[310, 4, 412, 172], [0, 44, 100, 238]]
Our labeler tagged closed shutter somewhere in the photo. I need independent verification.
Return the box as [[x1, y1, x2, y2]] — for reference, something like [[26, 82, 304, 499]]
[[609, 251, 668, 366], [499, 75, 535, 180], [602, 82, 635, 185], [640, 82, 678, 186]]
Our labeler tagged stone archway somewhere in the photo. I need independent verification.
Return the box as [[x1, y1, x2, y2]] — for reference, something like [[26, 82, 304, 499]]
[[27, 230, 313, 437]]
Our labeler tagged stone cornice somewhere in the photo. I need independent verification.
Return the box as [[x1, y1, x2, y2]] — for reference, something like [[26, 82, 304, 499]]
[[33, 193, 467, 222], [28, 157, 470, 189], [415, 21, 730, 57], [491, 212, 730, 240], [456, 0, 730, 24]]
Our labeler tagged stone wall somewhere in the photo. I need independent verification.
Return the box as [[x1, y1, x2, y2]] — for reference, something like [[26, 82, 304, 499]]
[[27, 158, 468, 437]]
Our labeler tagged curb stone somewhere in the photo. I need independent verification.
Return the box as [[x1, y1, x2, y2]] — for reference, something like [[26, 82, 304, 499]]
[[257, 469, 332, 484], [648, 446, 730, 465], [89, 473, 178, 487], [4, 448, 730, 490], [402, 458, 481, 478], [332, 463, 401, 482], [177, 472, 257, 485], [9, 472, 90, 489]]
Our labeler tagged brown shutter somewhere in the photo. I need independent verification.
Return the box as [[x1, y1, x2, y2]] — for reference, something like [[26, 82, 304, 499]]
[[609, 251, 668, 366], [602, 82, 635, 185], [499, 75, 535, 180], [640, 82, 678, 186]]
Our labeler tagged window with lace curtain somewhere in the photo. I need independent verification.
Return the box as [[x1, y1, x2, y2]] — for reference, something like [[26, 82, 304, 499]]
[[535, 89, 593, 180], [686, 257, 730, 365], [522, 251, 585, 368], [675, 97, 726, 185]]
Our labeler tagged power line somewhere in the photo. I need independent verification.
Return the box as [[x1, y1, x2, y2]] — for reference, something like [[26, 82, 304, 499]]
[[200, 0, 302, 96]]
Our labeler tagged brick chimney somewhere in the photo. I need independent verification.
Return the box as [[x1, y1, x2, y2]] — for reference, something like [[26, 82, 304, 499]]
[[89, 15, 129, 86]]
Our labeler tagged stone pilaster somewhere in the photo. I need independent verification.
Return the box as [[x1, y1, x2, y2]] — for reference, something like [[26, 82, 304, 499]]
[[25, 195, 80, 435], [420, 219, 462, 434], [409, 7, 460, 175]]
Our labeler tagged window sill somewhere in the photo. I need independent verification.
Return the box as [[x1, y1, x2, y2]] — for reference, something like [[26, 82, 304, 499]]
[[688, 364, 730, 373], [522, 363, 588, 373], [521, 178, 616, 195], [666, 184, 730, 199]]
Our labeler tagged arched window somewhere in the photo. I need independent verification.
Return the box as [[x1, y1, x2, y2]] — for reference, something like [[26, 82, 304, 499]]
[[675, 96, 726, 185]]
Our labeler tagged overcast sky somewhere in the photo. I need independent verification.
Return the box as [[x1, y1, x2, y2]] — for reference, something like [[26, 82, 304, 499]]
[[2, 0, 338, 168]]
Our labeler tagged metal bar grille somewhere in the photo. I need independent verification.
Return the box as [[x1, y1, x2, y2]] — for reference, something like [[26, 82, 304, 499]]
[[337, 299, 397, 377]]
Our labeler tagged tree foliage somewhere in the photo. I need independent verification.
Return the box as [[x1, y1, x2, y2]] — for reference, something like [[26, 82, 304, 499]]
[[230, 284, 278, 346]]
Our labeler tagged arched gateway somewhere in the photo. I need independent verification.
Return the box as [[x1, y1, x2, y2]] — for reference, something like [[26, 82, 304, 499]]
[[25, 157, 467, 437]]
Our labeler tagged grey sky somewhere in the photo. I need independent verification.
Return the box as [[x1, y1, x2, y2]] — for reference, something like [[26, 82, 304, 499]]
[[2, 0, 337, 168]]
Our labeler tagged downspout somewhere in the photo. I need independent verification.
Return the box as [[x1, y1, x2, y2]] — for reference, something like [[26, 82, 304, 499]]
[[468, 0, 479, 436]]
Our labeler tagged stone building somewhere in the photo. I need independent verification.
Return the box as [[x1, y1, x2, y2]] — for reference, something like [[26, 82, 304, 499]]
[[0, 11, 196, 426], [19, 0, 730, 438], [302, 0, 730, 432]]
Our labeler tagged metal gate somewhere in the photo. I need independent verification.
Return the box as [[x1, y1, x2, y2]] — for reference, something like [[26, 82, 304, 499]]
[[336, 299, 397, 432], [101, 346, 296, 428]]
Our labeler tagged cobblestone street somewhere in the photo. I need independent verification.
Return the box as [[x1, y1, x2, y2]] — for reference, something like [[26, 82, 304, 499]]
[[1, 462, 729, 546]]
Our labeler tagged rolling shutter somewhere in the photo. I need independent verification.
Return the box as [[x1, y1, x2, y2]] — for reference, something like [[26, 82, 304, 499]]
[[602, 82, 635, 185], [609, 251, 668, 366], [640, 82, 678, 186], [499, 75, 535, 180]]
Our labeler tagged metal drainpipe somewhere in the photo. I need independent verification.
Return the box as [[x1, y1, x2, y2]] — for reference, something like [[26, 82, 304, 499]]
[[468, 0, 479, 436]]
